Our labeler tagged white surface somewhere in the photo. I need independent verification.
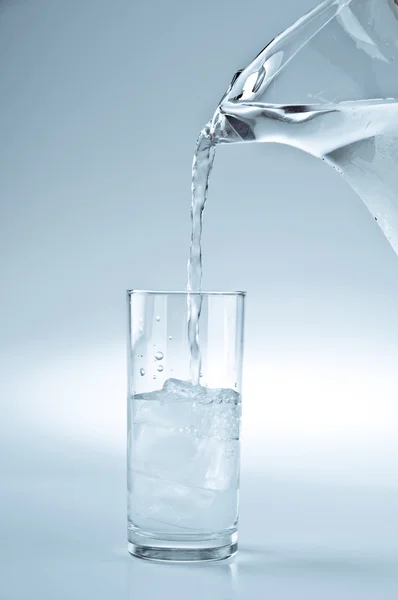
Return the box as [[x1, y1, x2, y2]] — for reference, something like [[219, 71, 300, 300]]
[[2, 442, 398, 600]]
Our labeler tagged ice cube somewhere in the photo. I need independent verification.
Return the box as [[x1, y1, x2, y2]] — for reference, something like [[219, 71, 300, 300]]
[[162, 377, 208, 403], [133, 420, 200, 483], [133, 385, 199, 431], [195, 437, 240, 491], [131, 381, 207, 485], [162, 377, 195, 398], [198, 386, 240, 405], [131, 470, 217, 531]]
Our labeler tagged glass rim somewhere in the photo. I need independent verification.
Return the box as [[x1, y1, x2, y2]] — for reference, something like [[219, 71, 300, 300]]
[[127, 289, 246, 297]]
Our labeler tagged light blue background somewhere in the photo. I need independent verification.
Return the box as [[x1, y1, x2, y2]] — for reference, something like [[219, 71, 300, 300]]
[[1, 0, 398, 598]]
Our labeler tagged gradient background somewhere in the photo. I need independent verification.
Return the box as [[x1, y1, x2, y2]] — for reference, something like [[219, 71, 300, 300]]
[[1, 0, 398, 598]]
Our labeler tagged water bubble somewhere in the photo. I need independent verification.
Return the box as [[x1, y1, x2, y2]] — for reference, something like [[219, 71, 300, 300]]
[[154, 351, 164, 361], [153, 375, 156, 379], [139, 368, 145, 376], [157, 365, 164, 372], [139, 327, 143, 333], [168, 336, 172, 340], [156, 316, 160, 322], [140, 354, 143, 358], [199, 372, 203, 378], [234, 382, 237, 388]]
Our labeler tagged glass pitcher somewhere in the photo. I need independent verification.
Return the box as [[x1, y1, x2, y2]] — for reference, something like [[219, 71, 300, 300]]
[[211, 0, 398, 255]]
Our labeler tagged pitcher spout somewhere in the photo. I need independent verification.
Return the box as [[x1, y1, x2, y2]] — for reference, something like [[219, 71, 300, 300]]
[[209, 108, 253, 144]]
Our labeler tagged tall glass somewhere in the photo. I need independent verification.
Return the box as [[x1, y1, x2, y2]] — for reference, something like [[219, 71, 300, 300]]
[[126, 290, 245, 562]]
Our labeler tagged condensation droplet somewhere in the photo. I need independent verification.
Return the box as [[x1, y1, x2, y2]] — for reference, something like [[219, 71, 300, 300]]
[[199, 372, 203, 378], [168, 335, 172, 340], [140, 368, 145, 376], [139, 327, 143, 333], [157, 365, 164, 372], [154, 351, 164, 361], [156, 316, 160, 322], [153, 375, 156, 379]]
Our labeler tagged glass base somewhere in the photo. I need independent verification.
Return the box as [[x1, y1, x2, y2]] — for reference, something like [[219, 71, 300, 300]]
[[128, 529, 238, 563]]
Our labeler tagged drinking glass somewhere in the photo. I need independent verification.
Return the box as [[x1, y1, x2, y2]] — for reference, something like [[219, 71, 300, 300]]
[[127, 290, 245, 562]]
